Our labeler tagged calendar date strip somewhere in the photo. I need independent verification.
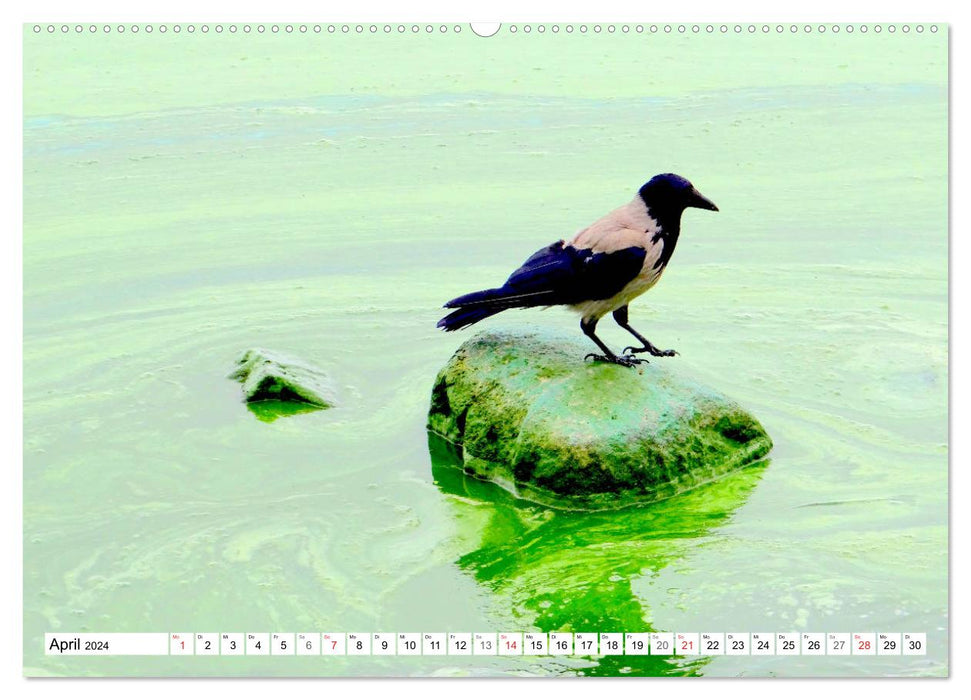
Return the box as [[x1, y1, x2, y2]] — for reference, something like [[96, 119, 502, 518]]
[[45, 632, 927, 657]]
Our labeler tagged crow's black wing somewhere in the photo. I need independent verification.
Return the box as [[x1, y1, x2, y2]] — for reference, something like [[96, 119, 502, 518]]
[[444, 241, 646, 310], [505, 241, 646, 304]]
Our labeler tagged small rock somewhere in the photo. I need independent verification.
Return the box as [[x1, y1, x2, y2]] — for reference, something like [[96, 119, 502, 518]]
[[230, 349, 337, 409]]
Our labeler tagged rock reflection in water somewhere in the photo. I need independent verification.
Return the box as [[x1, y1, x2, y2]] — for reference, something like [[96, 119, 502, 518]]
[[428, 433, 768, 677]]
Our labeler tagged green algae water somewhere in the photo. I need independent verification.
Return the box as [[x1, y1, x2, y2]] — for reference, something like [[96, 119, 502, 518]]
[[23, 25, 948, 677]]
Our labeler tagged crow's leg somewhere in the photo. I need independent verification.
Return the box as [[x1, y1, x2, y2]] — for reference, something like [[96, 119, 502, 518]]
[[580, 317, 645, 367], [612, 306, 677, 357]]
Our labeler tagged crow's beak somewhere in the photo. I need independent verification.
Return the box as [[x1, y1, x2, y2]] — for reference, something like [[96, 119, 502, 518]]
[[690, 188, 719, 212]]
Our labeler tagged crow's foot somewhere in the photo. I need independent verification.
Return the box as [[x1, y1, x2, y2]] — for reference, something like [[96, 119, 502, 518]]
[[623, 345, 678, 357], [584, 353, 647, 368]]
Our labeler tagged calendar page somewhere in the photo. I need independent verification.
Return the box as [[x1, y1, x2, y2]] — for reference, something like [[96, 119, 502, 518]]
[[22, 20, 948, 678]]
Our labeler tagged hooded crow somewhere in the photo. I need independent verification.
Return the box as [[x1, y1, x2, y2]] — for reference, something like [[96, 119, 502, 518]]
[[437, 173, 718, 367]]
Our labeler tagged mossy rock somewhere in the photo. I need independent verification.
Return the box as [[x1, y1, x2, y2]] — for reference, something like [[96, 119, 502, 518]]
[[230, 349, 337, 410], [428, 329, 771, 510]]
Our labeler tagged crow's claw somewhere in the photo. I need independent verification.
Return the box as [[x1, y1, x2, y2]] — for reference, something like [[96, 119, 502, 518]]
[[584, 353, 647, 368], [623, 345, 678, 358]]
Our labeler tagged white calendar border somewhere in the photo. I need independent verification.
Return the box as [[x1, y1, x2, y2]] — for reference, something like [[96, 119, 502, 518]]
[[9, 1, 961, 699]]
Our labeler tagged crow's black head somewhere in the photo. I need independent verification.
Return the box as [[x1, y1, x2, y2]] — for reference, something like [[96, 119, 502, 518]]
[[638, 173, 719, 213]]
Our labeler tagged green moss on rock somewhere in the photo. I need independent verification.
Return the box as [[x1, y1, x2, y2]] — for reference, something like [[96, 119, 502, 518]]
[[428, 329, 772, 510]]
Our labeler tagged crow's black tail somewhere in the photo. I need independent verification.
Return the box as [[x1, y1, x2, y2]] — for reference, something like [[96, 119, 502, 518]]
[[437, 281, 561, 332], [436, 305, 505, 332], [436, 285, 535, 332]]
